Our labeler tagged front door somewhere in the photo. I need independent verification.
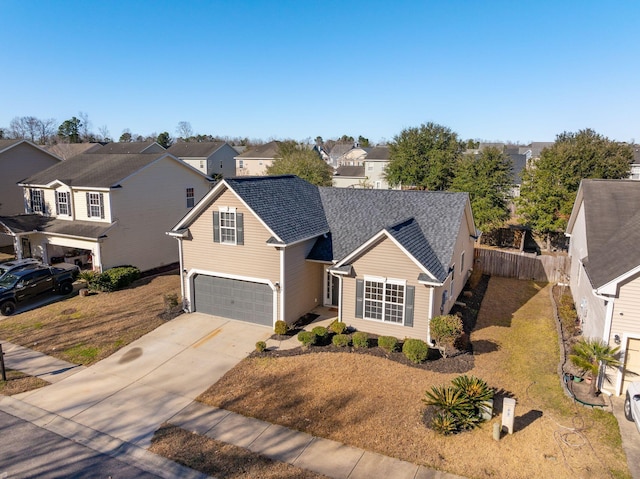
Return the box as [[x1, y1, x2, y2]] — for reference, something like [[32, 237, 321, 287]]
[[324, 269, 339, 307], [21, 237, 32, 258]]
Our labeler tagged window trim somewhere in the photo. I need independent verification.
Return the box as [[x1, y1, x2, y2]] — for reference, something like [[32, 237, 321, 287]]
[[186, 187, 195, 208], [362, 275, 406, 325], [30, 188, 45, 214], [219, 206, 237, 245], [86, 192, 104, 219], [56, 191, 70, 216]]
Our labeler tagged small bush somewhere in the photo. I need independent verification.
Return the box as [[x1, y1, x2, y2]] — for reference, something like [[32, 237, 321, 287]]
[[430, 314, 463, 358], [378, 336, 399, 353], [352, 331, 369, 348], [332, 334, 351, 347], [312, 326, 328, 338], [297, 331, 316, 347], [93, 266, 140, 292], [402, 338, 429, 363], [274, 320, 289, 335], [255, 341, 267, 352], [329, 320, 347, 334], [164, 293, 179, 311]]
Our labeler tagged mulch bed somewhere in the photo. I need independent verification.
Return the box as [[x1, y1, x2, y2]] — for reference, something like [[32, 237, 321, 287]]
[[258, 274, 492, 375]]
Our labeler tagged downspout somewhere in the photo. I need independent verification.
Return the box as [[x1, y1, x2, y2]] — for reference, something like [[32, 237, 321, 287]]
[[594, 290, 617, 394], [177, 237, 186, 311], [279, 247, 285, 323], [338, 274, 343, 322], [427, 286, 435, 346]]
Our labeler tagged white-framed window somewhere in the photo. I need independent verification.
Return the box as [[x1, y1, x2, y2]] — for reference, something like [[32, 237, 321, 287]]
[[56, 191, 70, 215], [87, 192, 104, 218], [199, 160, 205, 169], [186, 188, 195, 208], [363, 276, 405, 324], [238, 160, 244, 169], [29, 189, 44, 213], [219, 207, 236, 244]]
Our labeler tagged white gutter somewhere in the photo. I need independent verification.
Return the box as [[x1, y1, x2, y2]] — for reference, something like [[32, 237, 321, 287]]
[[427, 286, 435, 346], [279, 247, 285, 323]]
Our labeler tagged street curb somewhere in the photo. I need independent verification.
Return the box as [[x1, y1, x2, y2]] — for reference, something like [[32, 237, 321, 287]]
[[0, 395, 210, 479]]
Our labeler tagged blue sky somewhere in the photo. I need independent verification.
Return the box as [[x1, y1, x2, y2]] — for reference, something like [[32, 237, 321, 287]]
[[1, 1, 638, 144]]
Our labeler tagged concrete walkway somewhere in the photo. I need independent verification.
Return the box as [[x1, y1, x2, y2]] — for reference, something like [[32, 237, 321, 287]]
[[610, 395, 640, 479], [0, 312, 465, 479]]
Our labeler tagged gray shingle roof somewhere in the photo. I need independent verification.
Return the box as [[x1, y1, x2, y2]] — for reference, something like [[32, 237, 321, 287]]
[[225, 176, 329, 244], [578, 179, 640, 288], [0, 214, 112, 239], [168, 141, 225, 158], [91, 141, 162, 154], [335, 166, 365, 177], [235, 141, 281, 159], [0, 139, 23, 153], [317, 187, 467, 281], [365, 146, 390, 160], [22, 153, 169, 187]]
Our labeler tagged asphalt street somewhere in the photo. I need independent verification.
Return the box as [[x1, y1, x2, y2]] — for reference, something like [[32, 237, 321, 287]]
[[0, 410, 162, 478]]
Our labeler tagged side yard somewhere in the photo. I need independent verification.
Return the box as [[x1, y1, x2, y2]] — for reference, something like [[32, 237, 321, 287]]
[[192, 277, 629, 479], [0, 273, 179, 366]]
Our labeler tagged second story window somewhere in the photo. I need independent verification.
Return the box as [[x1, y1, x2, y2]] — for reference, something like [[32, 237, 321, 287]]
[[29, 189, 45, 214], [56, 191, 70, 216], [86, 192, 104, 219], [220, 210, 236, 243], [213, 207, 244, 245], [186, 188, 195, 208]]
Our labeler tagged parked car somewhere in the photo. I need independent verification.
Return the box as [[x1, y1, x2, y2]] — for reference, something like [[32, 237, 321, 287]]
[[0, 258, 41, 281], [625, 381, 640, 433], [0, 266, 76, 316]]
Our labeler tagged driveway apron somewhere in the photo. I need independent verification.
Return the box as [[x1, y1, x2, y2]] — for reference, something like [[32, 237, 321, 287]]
[[15, 312, 271, 447]]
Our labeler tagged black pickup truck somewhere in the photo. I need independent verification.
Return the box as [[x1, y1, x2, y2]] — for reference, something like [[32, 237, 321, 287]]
[[0, 265, 76, 316]]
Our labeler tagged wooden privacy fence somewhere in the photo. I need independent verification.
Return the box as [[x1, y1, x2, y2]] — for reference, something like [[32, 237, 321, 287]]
[[474, 248, 570, 283]]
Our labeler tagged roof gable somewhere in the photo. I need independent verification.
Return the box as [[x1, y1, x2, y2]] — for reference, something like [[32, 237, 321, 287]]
[[235, 141, 281, 159], [573, 179, 640, 289], [167, 141, 225, 158], [20, 152, 195, 188]]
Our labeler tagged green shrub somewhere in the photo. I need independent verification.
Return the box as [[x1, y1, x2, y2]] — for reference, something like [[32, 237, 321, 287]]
[[423, 375, 494, 435], [329, 320, 347, 334], [312, 326, 328, 338], [430, 314, 463, 358], [255, 341, 267, 352], [378, 336, 398, 353], [332, 334, 351, 347], [352, 331, 369, 348], [274, 320, 289, 335], [93, 266, 140, 292], [297, 331, 316, 347], [402, 338, 429, 363]]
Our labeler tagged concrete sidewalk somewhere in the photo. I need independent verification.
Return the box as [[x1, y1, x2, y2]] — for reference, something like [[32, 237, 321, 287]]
[[2, 340, 85, 383], [169, 401, 465, 479]]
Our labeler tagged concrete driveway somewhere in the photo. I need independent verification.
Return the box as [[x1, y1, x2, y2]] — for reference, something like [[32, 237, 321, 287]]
[[15, 312, 271, 447], [611, 395, 640, 479]]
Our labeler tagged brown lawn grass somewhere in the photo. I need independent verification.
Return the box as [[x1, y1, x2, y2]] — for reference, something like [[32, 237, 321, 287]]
[[0, 369, 48, 395], [149, 424, 329, 479], [197, 277, 630, 479], [0, 273, 179, 365]]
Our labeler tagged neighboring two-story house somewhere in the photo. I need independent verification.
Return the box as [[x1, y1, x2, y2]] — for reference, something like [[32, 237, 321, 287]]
[[168, 141, 237, 179], [235, 141, 281, 176], [169, 175, 477, 343], [332, 146, 395, 189], [566, 179, 640, 395], [0, 152, 211, 272]]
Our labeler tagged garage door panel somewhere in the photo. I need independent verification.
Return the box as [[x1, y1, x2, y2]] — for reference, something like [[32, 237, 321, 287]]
[[194, 275, 273, 326]]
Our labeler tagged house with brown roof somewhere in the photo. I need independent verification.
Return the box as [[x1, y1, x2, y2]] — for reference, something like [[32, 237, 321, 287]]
[[566, 179, 640, 395], [332, 146, 396, 189], [0, 152, 211, 272], [169, 175, 476, 342], [168, 141, 237, 179], [90, 141, 166, 154], [234, 141, 281, 176], [46, 142, 102, 160]]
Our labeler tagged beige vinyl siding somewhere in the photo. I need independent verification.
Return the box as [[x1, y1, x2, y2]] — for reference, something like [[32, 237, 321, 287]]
[[235, 158, 273, 176], [0, 142, 60, 216], [182, 188, 280, 282], [283, 239, 323, 324], [72, 190, 112, 222], [342, 236, 432, 340], [611, 272, 640, 392], [104, 155, 209, 271]]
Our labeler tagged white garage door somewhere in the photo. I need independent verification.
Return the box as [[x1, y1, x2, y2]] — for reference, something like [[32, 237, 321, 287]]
[[193, 275, 273, 326]]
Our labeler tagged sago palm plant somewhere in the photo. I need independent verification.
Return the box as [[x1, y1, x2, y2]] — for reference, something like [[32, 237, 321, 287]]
[[570, 337, 620, 397]]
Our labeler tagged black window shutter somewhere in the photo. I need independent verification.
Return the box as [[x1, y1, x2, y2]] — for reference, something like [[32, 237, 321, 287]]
[[236, 213, 244, 245], [41, 192, 46, 215], [404, 285, 415, 327], [355, 278, 364, 318], [213, 211, 220, 243], [99, 193, 104, 219], [55, 193, 60, 215], [28, 189, 34, 213], [86, 192, 91, 217]]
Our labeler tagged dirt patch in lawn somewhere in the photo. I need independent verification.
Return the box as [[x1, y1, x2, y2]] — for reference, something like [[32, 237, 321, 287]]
[[0, 272, 180, 366], [0, 370, 48, 396], [149, 423, 328, 479], [198, 277, 629, 479]]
